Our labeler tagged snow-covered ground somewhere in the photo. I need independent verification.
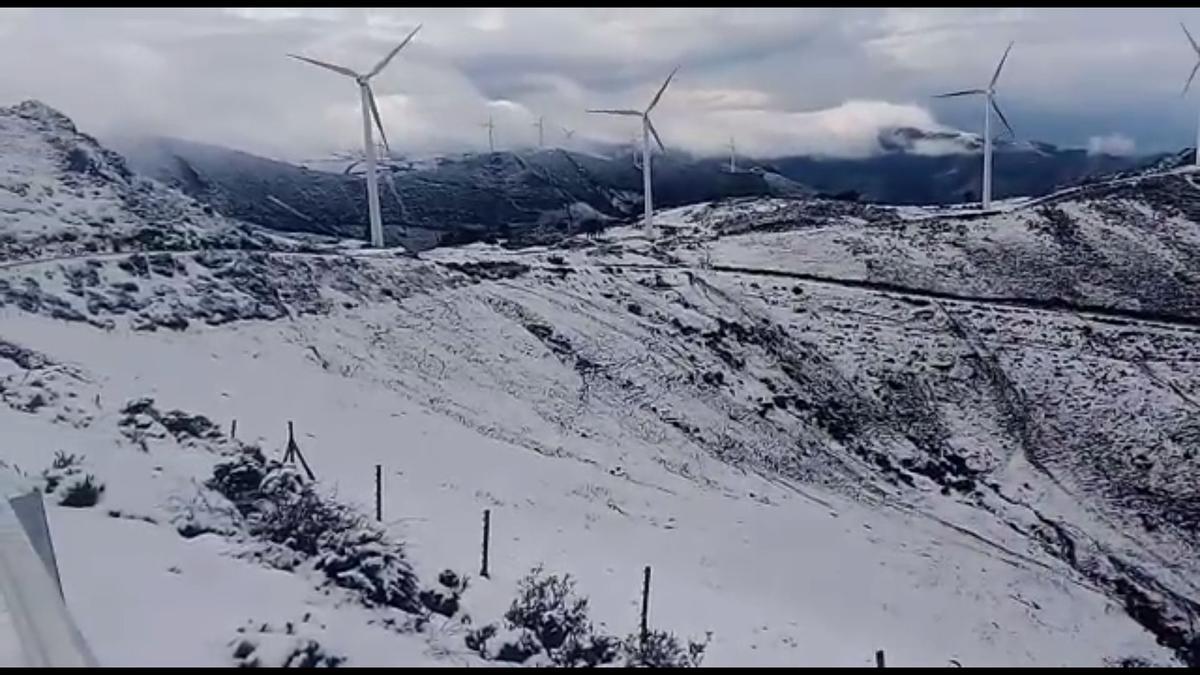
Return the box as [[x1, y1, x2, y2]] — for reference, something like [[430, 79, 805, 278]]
[[0, 99, 1196, 667], [0, 282, 1174, 667]]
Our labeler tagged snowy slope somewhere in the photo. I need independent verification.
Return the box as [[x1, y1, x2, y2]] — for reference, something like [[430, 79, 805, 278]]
[[664, 170, 1200, 321], [0, 254, 1179, 667], [109, 136, 785, 251], [0, 102, 1196, 667], [0, 102, 306, 265]]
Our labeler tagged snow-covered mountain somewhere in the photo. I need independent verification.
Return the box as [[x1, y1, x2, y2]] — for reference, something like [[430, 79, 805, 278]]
[[2, 101, 1199, 667], [0, 102, 297, 264], [107, 129, 1160, 253], [761, 126, 1163, 205], [109, 135, 799, 252]]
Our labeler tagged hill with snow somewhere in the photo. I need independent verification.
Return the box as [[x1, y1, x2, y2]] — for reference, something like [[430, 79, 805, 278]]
[[108, 135, 795, 252], [107, 129, 1160, 253], [1, 100, 1198, 667]]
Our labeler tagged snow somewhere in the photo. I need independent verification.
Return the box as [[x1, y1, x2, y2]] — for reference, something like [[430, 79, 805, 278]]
[[0, 256, 1181, 666], [0, 101, 1196, 667]]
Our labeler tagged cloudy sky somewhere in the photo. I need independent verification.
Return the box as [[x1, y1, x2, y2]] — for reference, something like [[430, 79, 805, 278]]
[[2, 8, 1199, 162]]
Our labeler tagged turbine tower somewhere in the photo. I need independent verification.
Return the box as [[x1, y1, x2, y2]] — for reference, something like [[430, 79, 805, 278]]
[[1182, 22, 1200, 167], [588, 67, 678, 231], [533, 115, 545, 148], [934, 41, 1015, 210], [482, 116, 496, 153], [288, 24, 421, 248], [728, 137, 737, 173]]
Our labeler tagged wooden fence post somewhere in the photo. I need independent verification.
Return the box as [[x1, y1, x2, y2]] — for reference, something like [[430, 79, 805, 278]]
[[640, 565, 652, 643], [480, 509, 491, 579], [283, 421, 316, 481], [375, 464, 382, 522], [876, 649, 886, 668], [230, 419, 237, 439]]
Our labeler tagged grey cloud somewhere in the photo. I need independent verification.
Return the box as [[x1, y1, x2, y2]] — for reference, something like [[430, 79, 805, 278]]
[[1, 8, 1198, 161]]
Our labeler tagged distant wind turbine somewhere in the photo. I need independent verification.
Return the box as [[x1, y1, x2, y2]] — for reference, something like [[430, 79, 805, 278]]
[[481, 115, 496, 153], [588, 66, 678, 230], [533, 115, 545, 148], [1182, 22, 1200, 167], [288, 24, 421, 248], [728, 137, 737, 173], [934, 41, 1015, 210], [562, 125, 576, 142]]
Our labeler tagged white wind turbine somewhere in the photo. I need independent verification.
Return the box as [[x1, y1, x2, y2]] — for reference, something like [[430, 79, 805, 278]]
[[533, 115, 545, 148], [289, 24, 421, 248], [1182, 22, 1200, 167], [934, 41, 1015, 210], [561, 125, 576, 143], [728, 136, 737, 173], [482, 115, 496, 153], [588, 67, 679, 231]]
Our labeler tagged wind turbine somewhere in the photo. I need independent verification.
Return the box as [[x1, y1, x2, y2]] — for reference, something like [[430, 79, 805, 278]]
[[1182, 22, 1200, 167], [288, 24, 421, 248], [588, 67, 678, 231], [562, 125, 576, 142], [482, 115, 496, 153], [728, 137, 737, 173], [934, 41, 1015, 210], [533, 115, 545, 148]]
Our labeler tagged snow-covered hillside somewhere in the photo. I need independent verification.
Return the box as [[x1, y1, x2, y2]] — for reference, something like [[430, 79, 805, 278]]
[[1, 102, 1197, 667], [0, 102, 302, 265]]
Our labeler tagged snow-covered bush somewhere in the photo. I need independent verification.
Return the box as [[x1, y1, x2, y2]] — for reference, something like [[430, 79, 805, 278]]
[[466, 565, 619, 667], [207, 448, 420, 613], [230, 626, 346, 668], [40, 451, 103, 507], [467, 565, 710, 668], [620, 629, 711, 668], [503, 565, 597, 656], [58, 473, 104, 508], [419, 569, 469, 618], [118, 397, 222, 448], [51, 450, 79, 470]]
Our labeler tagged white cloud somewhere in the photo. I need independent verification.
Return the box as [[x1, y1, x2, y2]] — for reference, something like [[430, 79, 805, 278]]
[[0, 8, 1195, 160], [1087, 133, 1137, 156], [640, 99, 945, 159]]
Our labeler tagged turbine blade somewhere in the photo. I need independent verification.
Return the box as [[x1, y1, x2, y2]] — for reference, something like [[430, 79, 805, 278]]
[[1184, 59, 1200, 96], [646, 66, 679, 113], [1184, 22, 1200, 56], [288, 54, 359, 78], [991, 97, 1015, 138], [586, 108, 642, 116], [933, 89, 986, 98], [366, 85, 390, 154], [367, 23, 422, 78], [647, 117, 666, 153], [990, 41, 1014, 89]]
